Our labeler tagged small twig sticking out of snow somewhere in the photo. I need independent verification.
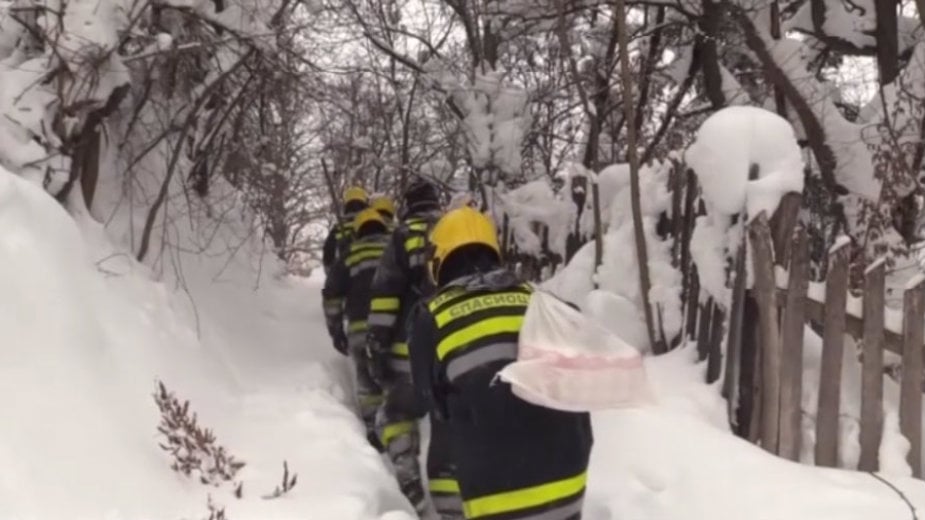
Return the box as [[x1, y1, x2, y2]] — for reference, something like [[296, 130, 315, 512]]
[[203, 494, 228, 520], [261, 461, 298, 500], [94, 252, 133, 277], [866, 472, 919, 520]]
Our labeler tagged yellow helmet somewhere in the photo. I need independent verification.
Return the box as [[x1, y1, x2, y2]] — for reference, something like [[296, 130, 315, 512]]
[[429, 206, 501, 282], [370, 196, 396, 219], [343, 186, 368, 204], [353, 208, 387, 233]]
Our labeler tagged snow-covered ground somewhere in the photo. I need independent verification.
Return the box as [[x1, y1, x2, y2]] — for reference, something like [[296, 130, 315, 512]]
[[588, 346, 925, 520], [4, 166, 925, 520], [0, 169, 413, 520]]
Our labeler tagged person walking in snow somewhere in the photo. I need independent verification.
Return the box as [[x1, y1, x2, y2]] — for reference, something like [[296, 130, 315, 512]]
[[321, 207, 392, 445], [366, 178, 462, 518], [407, 206, 593, 520], [322, 186, 369, 275]]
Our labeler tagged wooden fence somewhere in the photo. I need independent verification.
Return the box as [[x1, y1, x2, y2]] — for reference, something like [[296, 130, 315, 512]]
[[688, 195, 925, 476]]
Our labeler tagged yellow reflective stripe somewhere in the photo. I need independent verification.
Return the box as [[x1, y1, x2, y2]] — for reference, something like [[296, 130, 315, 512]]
[[336, 223, 355, 237], [346, 248, 384, 266], [429, 478, 460, 494], [428, 288, 466, 312], [463, 472, 587, 519], [348, 321, 368, 333], [371, 297, 400, 312], [404, 236, 426, 251], [391, 342, 409, 356], [380, 421, 415, 445], [436, 316, 523, 360], [408, 222, 429, 232], [360, 394, 384, 406], [350, 240, 385, 252], [434, 291, 530, 328]]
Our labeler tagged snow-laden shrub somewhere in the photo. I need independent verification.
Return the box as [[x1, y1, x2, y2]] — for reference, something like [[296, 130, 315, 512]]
[[438, 69, 531, 181], [155, 381, 246, 490], [544, 160, 683, 352]]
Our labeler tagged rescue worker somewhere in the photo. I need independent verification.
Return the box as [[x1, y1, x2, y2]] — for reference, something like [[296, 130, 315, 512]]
[[367, 179, 462, 518], [407, 206, 593, 520], [321, 207, 391, 446], [370, 195, 397, 225], [322, 186, 369, 275]]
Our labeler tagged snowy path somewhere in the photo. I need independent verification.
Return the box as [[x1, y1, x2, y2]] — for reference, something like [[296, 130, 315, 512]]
[[175, 271, 419, 520]]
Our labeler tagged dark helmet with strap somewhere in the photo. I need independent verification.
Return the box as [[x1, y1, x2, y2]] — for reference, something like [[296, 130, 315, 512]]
[[402, 178, 440, 216]]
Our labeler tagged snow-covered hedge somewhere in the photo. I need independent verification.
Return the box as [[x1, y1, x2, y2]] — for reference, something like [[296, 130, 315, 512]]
[[540, 160, 683, 351]]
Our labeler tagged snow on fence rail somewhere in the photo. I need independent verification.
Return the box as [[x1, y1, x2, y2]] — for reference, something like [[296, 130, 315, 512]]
[[687, 191, 925, 477]]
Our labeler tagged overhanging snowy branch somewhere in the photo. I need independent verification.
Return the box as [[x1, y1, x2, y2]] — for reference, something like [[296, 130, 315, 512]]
[[730, 3, 845, 196]]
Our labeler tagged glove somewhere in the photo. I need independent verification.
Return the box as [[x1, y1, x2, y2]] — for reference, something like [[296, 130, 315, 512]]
[[365, 338, 388, 386], [330, 329, 348, 356]]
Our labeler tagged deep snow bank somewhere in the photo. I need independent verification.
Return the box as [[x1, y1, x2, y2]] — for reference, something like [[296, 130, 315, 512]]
[[0, 168, 412, 519], [585, 347, 925, 520]]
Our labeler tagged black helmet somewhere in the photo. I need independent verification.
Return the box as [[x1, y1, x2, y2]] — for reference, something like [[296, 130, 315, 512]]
[[403, 178, 440, 214]]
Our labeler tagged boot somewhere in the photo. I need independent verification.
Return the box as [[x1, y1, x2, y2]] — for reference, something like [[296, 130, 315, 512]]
[[394, 452, 428, 515]]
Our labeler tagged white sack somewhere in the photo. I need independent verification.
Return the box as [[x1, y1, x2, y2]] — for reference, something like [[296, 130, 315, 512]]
[[497, 290, 654, 412]]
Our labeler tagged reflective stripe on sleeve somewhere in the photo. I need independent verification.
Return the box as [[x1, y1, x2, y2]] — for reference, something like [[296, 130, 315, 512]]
[[371, 297, 400, 312], [380, 420, 415, 446], [429, 478, 460, 494]]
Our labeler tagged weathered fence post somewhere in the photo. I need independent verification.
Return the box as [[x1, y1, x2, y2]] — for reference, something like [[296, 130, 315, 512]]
[[680, 168, 699, 332], [770, 192, 802, 266], [697, 300, 715, 362], [706, 305, 726, 384], [685, 272, 701, 341], [858, 259, 886, 472], [737, 296, 762, 442], [815, 239, 849, 467], [749, 212, 780, 453], [591, 180, 604, 277], [900, 276, 925, 477], [779, 225, 808, 461], [670, 163, 685, 264], [722, 243, 747, 422]]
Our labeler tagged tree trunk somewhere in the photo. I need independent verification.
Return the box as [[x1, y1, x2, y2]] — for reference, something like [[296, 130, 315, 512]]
[[700, 0, 727, 109], [874, 0, 899, 84], [614, 0, 663, 354]]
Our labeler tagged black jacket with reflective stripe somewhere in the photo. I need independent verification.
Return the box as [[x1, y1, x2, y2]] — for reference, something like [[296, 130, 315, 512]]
[[368, 211, 440, 349], [322, 233, 389, 326], [322, 216, 358, 272], [407, 269, 593, 509]]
